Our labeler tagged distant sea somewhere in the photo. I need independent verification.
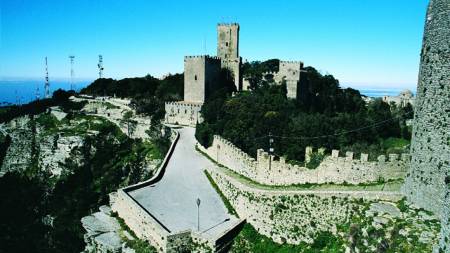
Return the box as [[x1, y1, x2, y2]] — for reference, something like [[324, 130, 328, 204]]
[[357, 88, 415, 98], [0, 80, 415, 106], [0, 80, 92, 106]]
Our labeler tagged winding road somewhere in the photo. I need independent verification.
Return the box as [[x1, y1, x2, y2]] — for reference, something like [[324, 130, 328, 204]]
[[128, 127, 240, 239]]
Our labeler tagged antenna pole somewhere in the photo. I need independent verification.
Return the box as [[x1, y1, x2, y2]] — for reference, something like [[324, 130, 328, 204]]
[[44, 57, 50, 98], [35, 84, 40, 101], [69, 56, 75, 90], [98, 55, 104, 79]]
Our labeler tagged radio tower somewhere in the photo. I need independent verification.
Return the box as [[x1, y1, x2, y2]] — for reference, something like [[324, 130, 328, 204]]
[[69, 56, 75, 90], [44, 57, 50, 98], [98, 55, 104, 79]]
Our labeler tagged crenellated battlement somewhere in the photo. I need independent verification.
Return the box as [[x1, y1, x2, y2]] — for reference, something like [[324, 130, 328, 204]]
[[165, 101, 203, 107], [200, 135, 410, 186], [217, 23, 239, 27], [328, 149, 410, 162], [280, 60, 304, 65], [164, 101, 203, 127], [184, 55, 221, 61], [263, 71, 278, 75]]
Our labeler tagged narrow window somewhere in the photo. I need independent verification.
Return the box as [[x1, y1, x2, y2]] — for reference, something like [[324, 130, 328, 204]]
[[194, 75, 197, 81], [226, 42, 229, 47]]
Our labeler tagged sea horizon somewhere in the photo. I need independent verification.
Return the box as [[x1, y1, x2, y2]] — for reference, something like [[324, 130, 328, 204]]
[[0, 79, 416, 106]]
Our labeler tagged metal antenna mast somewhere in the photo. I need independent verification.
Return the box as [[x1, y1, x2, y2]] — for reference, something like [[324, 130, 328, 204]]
[[35, 84, 40, 100], [44, 57, 50, 98], [69, 55, 75, 90], [98, 55, 104, 78]]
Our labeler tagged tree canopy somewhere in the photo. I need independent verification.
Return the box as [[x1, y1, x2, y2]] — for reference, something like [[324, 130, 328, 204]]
[[196, 61, 412, 162]]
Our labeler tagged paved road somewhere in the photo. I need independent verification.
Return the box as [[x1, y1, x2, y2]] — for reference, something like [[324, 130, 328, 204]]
[[128, 127, 239, 239]]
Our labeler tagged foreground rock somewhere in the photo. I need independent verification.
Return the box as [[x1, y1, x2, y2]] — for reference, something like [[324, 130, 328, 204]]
[[82, 205, 135, 253]]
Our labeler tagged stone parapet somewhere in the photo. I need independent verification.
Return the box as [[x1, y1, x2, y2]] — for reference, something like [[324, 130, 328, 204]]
[[184, 55, 221, 61], [164, 101, 203, 127], [200, 135, 409, 186]]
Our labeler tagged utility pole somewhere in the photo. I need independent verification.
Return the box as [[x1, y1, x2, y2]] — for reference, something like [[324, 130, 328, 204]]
[[268, 133, 274, 170], [44, 57, 50, 98], [69, 56, 75, 90], [217, 144, 220, 163], [196, 198, 201, 231]]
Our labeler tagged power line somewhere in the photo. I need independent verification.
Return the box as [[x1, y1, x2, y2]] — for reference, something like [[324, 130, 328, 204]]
[[253, 111, 413, 141]]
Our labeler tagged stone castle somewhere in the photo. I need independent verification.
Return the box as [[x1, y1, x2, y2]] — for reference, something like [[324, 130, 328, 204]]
[[109, 2, 450, 251], [402, 0, 450, 252], [382, 89, 415, 107], [165, 23, 305, 126]]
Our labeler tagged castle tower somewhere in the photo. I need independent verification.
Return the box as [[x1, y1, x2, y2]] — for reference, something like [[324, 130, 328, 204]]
[[184, 56, 222, 103], [278, 61, 304, 99], [217, 23, 239, 59], [401, 0, 450, 251], [217, 23, 242, 91]]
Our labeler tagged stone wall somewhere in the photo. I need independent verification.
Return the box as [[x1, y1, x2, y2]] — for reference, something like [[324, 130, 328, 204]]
[[110, 190, 170, 252], [164, 101, 203, 127], [217, 23, 239, 60], [111, 130, 181, 252], [206, 167, 402, 245], [263, 61, 303, 99], [400, 0, 450, 252], [184, 56, 222, 103], [202, 135, 409, 186], [217, 23, 241, 91]]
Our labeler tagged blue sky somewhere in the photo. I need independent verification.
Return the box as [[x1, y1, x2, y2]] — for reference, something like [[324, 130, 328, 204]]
[[0, 0, 428, 89]]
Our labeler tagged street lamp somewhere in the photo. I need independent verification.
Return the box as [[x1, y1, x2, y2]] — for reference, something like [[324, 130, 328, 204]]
[[196, 198, 201, 231], [269, 133, 274, 170]]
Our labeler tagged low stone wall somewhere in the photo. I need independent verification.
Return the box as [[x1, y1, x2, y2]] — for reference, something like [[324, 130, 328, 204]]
[[110, 190, 170, 251], [206, 167, 402, 245], [202, 135, 409, 186], [111, 130, 242, 252], [165, 101, 203, 127], [111, 130, 182, 252]]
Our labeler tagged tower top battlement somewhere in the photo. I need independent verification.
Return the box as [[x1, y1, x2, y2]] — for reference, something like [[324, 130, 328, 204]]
[[217, 23, 240, 27], [184, 55, 221, 61]]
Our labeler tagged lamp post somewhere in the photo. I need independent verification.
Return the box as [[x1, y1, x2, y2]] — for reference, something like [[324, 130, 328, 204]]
[[269, 133, 274, 170], [217, 144, 220, 163], [196, 198, 201, 231]]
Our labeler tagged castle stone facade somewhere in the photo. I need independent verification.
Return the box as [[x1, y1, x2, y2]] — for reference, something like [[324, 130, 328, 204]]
[[165, 23, 307, 126], [184, 56, 222, 103], [262, 61, 305, 99], [382, 89, 415, 107], [400, 0, 450, 251], [165, 101, 202, 126], [217, 23, 242, 91]]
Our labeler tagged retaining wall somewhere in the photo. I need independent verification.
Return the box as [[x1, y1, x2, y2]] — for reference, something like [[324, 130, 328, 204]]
[[111, 130, 183, 252], [206, 167, 402, 245]]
